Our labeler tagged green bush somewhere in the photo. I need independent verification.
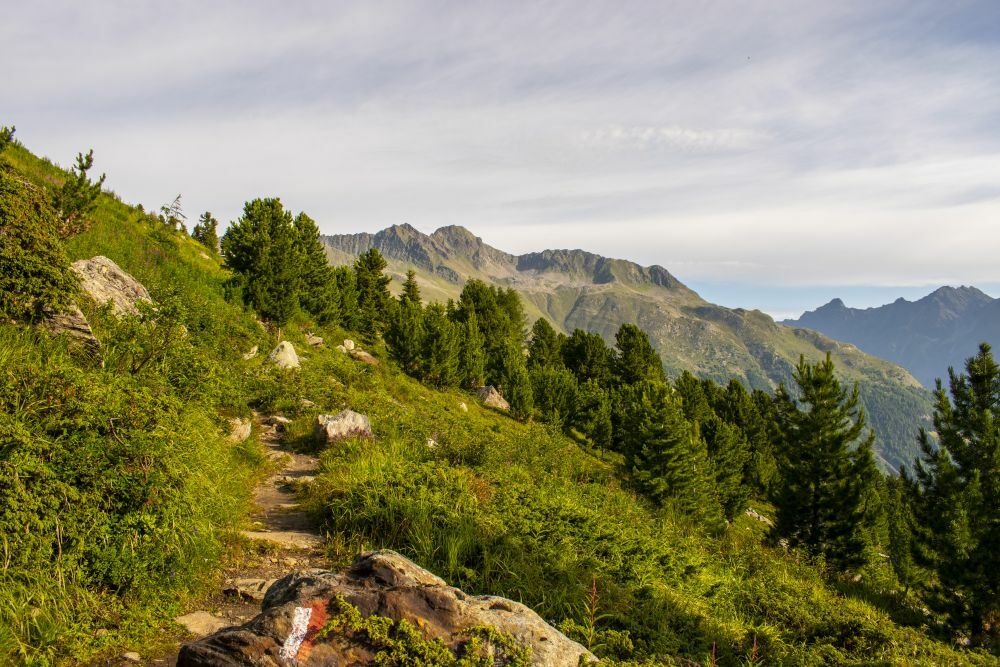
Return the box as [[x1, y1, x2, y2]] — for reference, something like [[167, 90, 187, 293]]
[[0, 167, 78, 322]]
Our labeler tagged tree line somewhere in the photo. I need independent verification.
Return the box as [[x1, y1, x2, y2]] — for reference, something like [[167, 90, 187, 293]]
[[218, 197, 998, 651]]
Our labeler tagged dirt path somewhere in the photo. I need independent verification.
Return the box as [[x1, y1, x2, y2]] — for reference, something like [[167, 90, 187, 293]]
[[143, 413, 325, 666]]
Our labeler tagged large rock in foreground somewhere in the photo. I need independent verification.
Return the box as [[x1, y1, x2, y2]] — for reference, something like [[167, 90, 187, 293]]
[[178, 550, 594, 666], [71, 255, 151, 315], [314, 410, 372, 445]]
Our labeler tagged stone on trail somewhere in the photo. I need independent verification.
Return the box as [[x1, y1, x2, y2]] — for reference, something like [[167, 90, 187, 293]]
[[176, 611, 231, 637], [224, 578, 278, 602], [177, 550, 595, 667], [314, 410, 372, 445], [267, 341, 300, 369], [227, 417, 251, 443]]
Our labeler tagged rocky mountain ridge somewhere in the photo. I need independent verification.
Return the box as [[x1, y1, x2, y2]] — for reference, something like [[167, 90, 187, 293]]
[[785, 286, 1000, 388], [322, 224, 931, 472]]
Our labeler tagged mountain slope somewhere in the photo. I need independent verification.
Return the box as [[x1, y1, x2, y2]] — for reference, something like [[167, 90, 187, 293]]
[[784, 287, 1000, 388], [323, 224, 931, 471]]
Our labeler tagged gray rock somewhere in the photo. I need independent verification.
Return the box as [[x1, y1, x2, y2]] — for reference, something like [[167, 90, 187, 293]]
[[227, 418, 252, 443], [178, 550, 594, 667], [314, 410, 372, 445], [343, 339, 356, 351], [71, 256, 151, 316], [176, 611, 231, 637], [267, 341, 300, 369], [242, 345, 258, 360], [305, 333, 324, 347], [476, 385, 510, 411], [349, 348, 379, 365], [42, 303, 102, 361], [335, 344, 348, 353], [223, 578, 278, 602]]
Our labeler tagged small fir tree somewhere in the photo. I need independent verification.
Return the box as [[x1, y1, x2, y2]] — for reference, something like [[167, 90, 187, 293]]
[[0, 125, 15, 154], [354, 248, 393, 340], [293, 212, 340, 324], [459, 309, 487, 388], [773, 354, 878, 571], [499, 340, 534, 420], [530, 364, 578, 425], [613, 323, 664, 385], [420, 303, 461, 387], [53, 149, 106, 237], [570, 379, 613, 452], [401, 269, 421, 305], [386, 299, 425, 376], [562, 329, 614, 387], [701, 415, 751, 521], [191, 211, 219, 252], [528, 318, 564, 368]]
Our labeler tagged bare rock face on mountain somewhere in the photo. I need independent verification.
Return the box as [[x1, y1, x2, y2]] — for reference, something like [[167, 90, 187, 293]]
[[314, 410, 372, 445], [476, 386, 510, 411], [71, 255, 151, 315], [177, 550, 594, 667], [267, 341, 300, 369]]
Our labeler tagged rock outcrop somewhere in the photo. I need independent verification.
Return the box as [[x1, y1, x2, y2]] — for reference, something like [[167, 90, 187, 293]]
[[71, 255, 151, 315], [476, 385, 510, 411], [314, 410, 373, 445], [178, 550, 594, 666], [267, 341, 300, 369], [42, 303, 102, 358]]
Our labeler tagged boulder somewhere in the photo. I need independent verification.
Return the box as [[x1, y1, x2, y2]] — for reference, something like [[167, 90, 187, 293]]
[[349, 348, 379, 365], [314, 410, 373, 445], [305, 333, 324, 347], [242, 345, 258, 360], [176, 611, 231, 637], [42, 303, 102, 362], [336, 344, 348, 354], [178, 550, 594, 667], [227, 418, 252, 443], [476, 386, 510, 411], [343, 339, 356, 351], [71, 256, 151, 316], [267, 341, 300, 369]]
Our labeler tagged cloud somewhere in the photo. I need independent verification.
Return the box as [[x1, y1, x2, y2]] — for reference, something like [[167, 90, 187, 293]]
[[3, 1, 1000, 316]]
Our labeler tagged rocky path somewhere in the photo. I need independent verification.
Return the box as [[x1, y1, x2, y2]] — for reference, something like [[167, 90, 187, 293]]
[[136, 414, 325, 666]]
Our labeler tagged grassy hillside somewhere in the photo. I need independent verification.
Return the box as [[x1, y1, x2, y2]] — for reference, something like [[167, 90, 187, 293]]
[[323, 225, 932, 472], [1, 144, 993, 665]]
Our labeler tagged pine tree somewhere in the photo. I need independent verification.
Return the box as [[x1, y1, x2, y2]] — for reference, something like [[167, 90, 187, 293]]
[[420, 303, 461, 387], [385, 299, 424, 375], [53, 149, 106, 237], [530, 364, 578, 425], [0, 125, 14, 154], [674, 371, 714, 425], [221, 198, 301, 326], [715, 380, 778, 495], [401, 269, 421, 305], [562, 329, 613, 387], [613, 323, 665, 385], [332, 266, 360, 330], [570, 379, 613, 452], [701, 416, 751, 521], [293, 212, 340, 324], [884, 475, 919, 595], [455, 280, 525, 385], [626, 381, 725, 531], [354, 248, 393, 340], [773, 354, 878, 571], [909, 343, 1000, 646], [528, 318, 564, 368], [191, 211, 219, 253], [458, 310, 487, 389], [499, 339, 534, 420]]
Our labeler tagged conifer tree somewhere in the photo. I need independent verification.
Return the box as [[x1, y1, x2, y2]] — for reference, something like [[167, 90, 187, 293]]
[[420, 303, 461, 387], [528, 318, 564, 368], [385, 299, 424, 375], [701, 415, 751, 521], [773, 354, 878, 570], [0, 125, 14, 154], [455, 280, 525, 385], [562, 329, 613, 387], [332, 265, 360, 330], [221, 198, 301, 326], [883, 475, 919, 595], [570, 379, 613, 452], [613, 323, 665, 385], [530, 364, 578, 425], [499, 339, 534, 419], [191, 211, 219, 252], [716, 380, 778, 494], [626, 381, 725, 531], [909, 343, 1000, 646], [401, 269, 421, 305], [354, 248, 393, 340], [53, 149, 106, 237], [459, 309, 487, 389], [675, 371, 714, 425], [293, 212, 340, 324]]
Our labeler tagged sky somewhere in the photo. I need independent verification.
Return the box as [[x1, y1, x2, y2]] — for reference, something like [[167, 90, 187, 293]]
[[3, 1, 1000, 319]]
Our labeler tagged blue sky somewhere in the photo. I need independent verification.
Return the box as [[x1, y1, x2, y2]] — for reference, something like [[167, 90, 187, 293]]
[[3, 1, 999, 319]]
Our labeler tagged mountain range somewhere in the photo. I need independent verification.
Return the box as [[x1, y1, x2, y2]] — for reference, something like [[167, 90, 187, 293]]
[[784, 287, 1000, 389], [323, 224, 931, 471]]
